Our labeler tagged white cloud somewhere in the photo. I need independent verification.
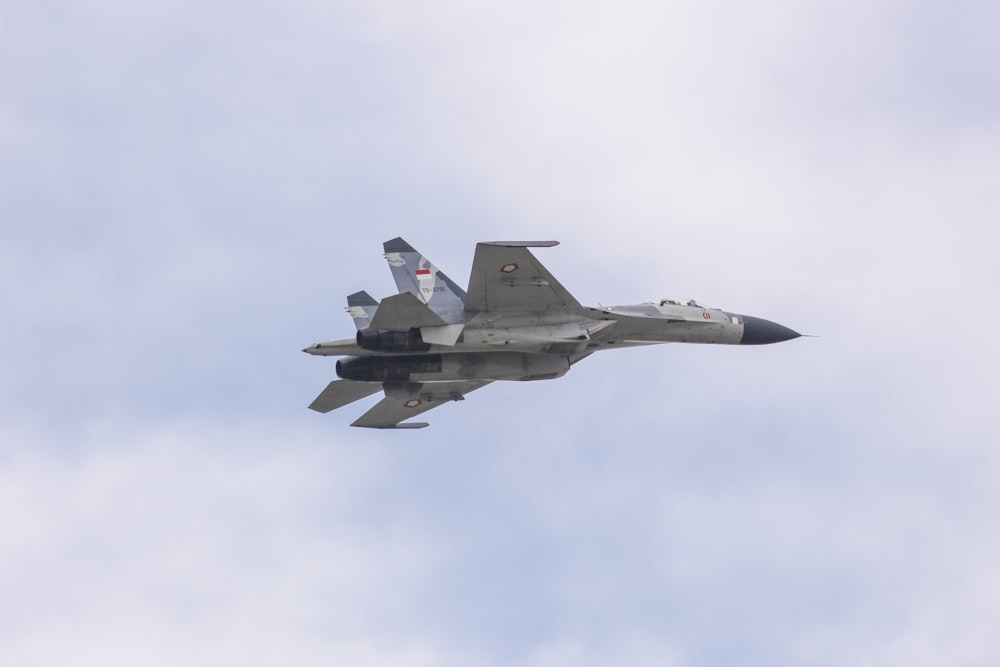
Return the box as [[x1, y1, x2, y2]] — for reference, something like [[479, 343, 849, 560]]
[[0, 420, 454, 666]]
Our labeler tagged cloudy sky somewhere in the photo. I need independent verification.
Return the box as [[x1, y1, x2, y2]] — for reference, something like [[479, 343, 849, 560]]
[[3, 1, 999, 665]]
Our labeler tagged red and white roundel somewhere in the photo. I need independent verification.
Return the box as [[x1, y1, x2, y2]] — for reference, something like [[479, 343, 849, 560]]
[[404, 399, 422, 408], [500, 263, 518, 273]]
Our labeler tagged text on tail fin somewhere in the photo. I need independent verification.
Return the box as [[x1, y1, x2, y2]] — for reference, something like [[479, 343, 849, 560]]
[[382, 237, 466, 324]]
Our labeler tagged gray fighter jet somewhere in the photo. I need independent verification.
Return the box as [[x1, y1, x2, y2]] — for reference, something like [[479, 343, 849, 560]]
[[304, 238, 800, 429]]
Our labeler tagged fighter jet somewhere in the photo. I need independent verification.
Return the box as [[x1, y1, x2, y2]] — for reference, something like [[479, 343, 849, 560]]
[[303, 238, 800, 429]]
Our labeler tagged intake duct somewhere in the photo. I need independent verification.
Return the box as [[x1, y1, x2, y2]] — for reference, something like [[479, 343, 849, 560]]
[[336, 355, 443, 383], [356, 327, 431, 352]]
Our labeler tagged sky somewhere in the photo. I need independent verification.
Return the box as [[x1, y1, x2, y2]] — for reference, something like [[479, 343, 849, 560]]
[[2, 1, 999, 665]]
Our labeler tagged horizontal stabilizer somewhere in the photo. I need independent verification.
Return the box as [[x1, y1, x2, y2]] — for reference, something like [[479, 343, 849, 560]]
[[369, 292, 448, 330], [420, 323, 464, 346], [308, 380, 381, 413]]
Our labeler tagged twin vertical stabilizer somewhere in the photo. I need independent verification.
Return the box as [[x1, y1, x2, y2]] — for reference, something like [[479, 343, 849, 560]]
[[344, 238, 467, 346], [345, 291, 379, 331], [382, 237, 466, 325]]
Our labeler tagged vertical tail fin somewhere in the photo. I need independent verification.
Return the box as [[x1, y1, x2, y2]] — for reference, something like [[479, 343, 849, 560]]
[[383, 237, 466, 324], [345, 291, 379, 331]]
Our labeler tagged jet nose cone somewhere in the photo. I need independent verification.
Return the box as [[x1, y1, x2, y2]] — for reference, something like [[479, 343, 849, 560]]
[[302, 344, 320, 354], [739, 316, 801, 345]]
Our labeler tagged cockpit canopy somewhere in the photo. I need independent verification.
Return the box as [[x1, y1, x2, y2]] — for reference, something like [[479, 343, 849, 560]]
[[657, 298, 704, 308]]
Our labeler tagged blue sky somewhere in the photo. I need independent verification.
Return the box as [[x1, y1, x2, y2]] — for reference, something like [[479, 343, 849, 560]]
[[3, 1, 999, 665]]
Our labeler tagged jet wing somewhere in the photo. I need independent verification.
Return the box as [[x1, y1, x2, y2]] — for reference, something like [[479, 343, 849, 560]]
[[351, 381, 492, 429], [308, 380, 382, 413], [465, 241, 581, 312]]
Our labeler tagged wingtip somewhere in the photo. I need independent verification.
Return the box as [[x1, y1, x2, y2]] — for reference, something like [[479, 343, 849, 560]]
[[479, 240, 560, 248], [352, 421, 430, 429]]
